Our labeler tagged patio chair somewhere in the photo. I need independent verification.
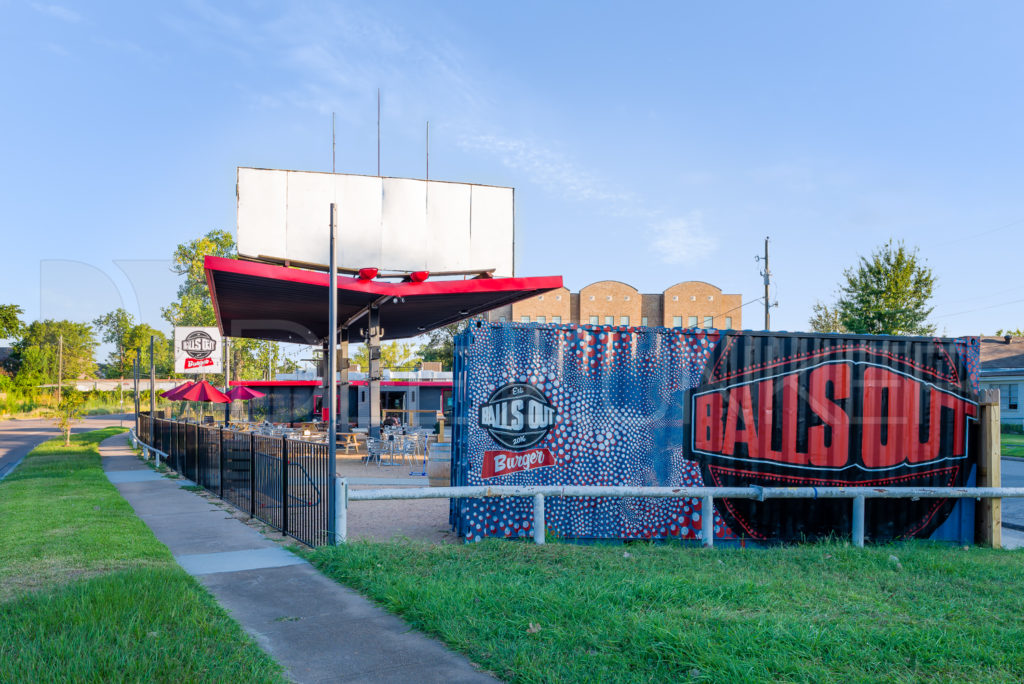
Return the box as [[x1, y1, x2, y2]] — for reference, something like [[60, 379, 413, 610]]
[[364, 438, 384, 467]]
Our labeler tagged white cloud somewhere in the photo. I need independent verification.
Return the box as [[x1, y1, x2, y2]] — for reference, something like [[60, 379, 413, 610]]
[[31, 3, 81, 23], [458, 133, 634, 206], [650, 214, 718, 264]]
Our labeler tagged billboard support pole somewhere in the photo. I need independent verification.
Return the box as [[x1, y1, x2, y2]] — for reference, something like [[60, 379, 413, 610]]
[[367, 304, 382, 441], [328, 203, 339, 544]]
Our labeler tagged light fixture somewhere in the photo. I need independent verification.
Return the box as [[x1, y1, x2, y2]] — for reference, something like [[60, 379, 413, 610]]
[[410, 271, 430, 282], [358, 267, 379, 280]]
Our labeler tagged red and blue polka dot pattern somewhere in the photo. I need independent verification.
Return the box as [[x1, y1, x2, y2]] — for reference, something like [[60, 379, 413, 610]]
[[453, 322, 736, 543]]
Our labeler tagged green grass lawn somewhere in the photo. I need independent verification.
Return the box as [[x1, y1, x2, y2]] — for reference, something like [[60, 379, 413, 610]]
[[1003, 432, 1024, 459], [0, 428, 284, 682], [308, 539, 1024, 683]]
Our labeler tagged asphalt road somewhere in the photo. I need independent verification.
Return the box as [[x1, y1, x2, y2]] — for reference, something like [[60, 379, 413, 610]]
[[1001, 457, 1024, 532], [0, 413, 134, 481]]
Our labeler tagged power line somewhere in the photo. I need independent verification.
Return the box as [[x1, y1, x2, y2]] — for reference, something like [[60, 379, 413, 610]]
[[937, 296, 1024, 317]]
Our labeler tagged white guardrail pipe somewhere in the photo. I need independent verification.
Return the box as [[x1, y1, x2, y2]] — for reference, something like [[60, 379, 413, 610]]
[[338, 482, 1024, 548], [129, 429, 166, 467]]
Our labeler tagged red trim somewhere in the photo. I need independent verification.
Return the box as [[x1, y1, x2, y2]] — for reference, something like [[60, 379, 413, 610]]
[[230, 379, 452, 388], [204, 264, 225, 336], [204, 255, 562, 297]]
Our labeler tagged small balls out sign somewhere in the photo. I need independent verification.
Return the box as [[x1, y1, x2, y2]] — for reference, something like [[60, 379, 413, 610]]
[[174, 327, 223, 374], [478, 383, 557, 479]]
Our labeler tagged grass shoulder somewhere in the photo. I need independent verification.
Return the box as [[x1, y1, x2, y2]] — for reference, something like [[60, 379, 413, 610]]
[[1003, 432, 1024, 459], [0, 428, 284, 682], [307, 538, 1024, 683]]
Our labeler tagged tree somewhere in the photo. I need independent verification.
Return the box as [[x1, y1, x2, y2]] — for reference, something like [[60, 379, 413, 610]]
[[161, 229, 279, 382], [93, 309, 134, 378], [352, 341, 422, 371], [996, 328, 1024, 338], [808, 301, 847, 334], [94, 309, 174, 378], [835, 240, 936, 336], [417, 322, 469, 371], [8, 320, 97, 386], [55, 388, 84, 446], [0, 304, 24, 340]]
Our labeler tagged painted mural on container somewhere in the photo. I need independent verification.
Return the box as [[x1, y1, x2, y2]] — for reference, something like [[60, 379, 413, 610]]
[[450, 323, 980, 544]]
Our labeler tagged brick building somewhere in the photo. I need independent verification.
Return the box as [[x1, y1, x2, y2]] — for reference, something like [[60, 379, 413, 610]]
[[486, 280, 743, 329]]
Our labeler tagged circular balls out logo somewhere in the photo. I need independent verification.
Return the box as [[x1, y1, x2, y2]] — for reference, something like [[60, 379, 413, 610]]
[[479, 383, 556, 450], [181, 330, 217, 359]]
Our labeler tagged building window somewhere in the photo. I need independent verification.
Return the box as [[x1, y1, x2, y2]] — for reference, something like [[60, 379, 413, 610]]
[[604, 316, 614, 325], [520, 316, 530, 323], [538, 295, 544, 301], [624, 296, 631, 301], [672, 316, 682, 327], [589, 316, 599, 325], [537, 316, 546, 323], [708, 295, 714, 301], [552, 316, 562, 324], [620, 316, 629, 326], [999, 384, 1020, 411], [499, 315, 507, 322], [556, 295, 562, 301], [672, 296, 679, 302], [606, 296, 613, 301], [703, 316, 713, 328], [690, 296, 697, 302], [641, 317, 648, 326], [688, 316, 698, 327], [725, 317, 732, 329]]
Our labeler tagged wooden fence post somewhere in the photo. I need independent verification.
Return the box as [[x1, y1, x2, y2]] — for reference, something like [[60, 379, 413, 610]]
[[977, 388, 1002, 548]]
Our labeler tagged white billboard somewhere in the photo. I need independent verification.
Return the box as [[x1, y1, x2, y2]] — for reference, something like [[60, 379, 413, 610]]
[[237, 168, 515, 276], [174, 327, 223, 374]]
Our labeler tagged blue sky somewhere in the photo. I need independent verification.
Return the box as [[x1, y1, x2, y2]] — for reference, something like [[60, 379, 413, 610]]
[[2, 0, 1022, 355]]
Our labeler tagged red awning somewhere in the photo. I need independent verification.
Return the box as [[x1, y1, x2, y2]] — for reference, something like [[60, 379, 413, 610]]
[[204, 255, 561, 344]]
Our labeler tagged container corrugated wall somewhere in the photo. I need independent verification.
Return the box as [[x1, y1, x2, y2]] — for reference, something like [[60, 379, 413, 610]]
[[451, 323, 980, 544]]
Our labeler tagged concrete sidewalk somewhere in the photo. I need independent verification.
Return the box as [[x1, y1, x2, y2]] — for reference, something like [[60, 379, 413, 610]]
[[100, 432, 497, 684]]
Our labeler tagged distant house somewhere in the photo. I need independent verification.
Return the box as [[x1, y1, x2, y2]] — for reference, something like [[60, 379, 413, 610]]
[[979, 336, 1024, 427]]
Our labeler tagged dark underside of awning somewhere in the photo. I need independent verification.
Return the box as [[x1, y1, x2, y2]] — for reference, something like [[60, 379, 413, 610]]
[[205, 256, 561, 344]]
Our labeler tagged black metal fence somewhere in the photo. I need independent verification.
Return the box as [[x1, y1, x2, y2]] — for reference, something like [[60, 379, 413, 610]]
[[138, 413, 332, 547]]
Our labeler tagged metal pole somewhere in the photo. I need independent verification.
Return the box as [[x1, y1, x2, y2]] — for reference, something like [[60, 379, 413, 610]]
[[334, 477, 348, 545], [149, 336, 155, 445], [281, 436, 289, 536], [57, 334, 63, 404], [763, 237, 770, 331], [134, 348, 141, 436], [327, 203, 339, 543], [701, 495, 714, 548], [852, 495, 865, 547], [367, 304, 382, 441], [224, 336, 231, 425], [533, 493, 545, 545]]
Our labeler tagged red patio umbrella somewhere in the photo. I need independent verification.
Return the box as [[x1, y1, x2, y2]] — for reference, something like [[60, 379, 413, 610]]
[[160, 381, 195, 400], [179, 380, 230, 403], [226, 386, 266, 401]]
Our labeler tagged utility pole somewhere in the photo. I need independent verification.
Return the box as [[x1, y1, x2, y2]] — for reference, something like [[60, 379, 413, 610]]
[[57, 334, 64, 404], [755, 237, 773, 330], [149, 335, 156, 422], [134, 347, 141, 436]]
